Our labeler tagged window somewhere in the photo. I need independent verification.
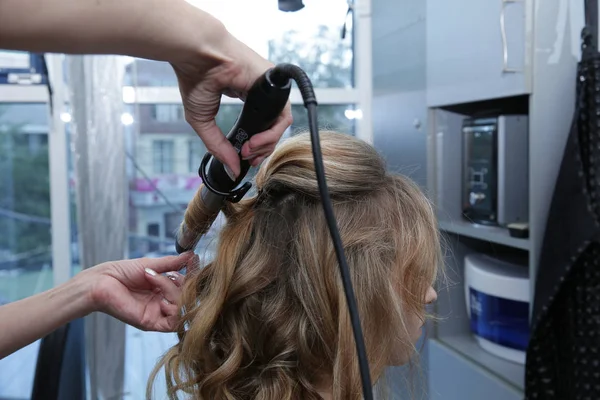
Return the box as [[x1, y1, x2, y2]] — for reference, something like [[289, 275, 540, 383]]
[[164, 211, 183, 240], [146, 223, 160, 252], [152, 140, 174, 174], [0, 103, 51, 399], [0, 104, 52, 300], [151, 104, 184, 122]]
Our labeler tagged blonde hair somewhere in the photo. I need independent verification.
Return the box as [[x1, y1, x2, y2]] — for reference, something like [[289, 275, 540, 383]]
[[148, 131, 442, 399]]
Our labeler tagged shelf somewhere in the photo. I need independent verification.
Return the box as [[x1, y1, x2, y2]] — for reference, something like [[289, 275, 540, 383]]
[[438, 333, 525, 392], [438, 219, 530, 250]]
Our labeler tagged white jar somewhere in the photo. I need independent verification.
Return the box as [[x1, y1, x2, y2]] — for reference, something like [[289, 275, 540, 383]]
[[464, 253, 530, 364]]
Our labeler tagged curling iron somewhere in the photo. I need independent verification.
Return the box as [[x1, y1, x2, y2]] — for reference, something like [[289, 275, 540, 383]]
[[175, 63, 374, 400]]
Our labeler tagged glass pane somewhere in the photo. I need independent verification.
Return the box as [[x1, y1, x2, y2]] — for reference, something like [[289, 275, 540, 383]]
[[291, 104, 357, 136], [127, 102, 354, 262], [0, 103, 50, 399], [125, 0, 353, 88], [126, 103, 236, 260], [124, 101, 190, 398]]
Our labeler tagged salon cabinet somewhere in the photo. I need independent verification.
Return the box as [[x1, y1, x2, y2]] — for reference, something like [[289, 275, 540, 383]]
[[373, 0, 581, 398], [423, 0, 586, 399], [426, 0, 531, 107]]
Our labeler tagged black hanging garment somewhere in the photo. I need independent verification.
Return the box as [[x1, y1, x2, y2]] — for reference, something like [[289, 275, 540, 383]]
[[525, 1, 600, 398]]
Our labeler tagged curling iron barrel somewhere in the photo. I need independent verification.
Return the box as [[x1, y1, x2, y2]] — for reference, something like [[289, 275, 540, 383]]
[[175, 68, 292, 254]]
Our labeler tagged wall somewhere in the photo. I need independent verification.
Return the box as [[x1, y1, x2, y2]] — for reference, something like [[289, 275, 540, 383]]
[[371, 0, 430, 398], [372, 0, 428, 190]]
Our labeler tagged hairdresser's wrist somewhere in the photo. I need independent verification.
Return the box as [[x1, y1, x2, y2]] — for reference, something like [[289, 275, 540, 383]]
[[166, 3, 234, 67], [171, 6, 269, 89], [68, 268, 101, 315]]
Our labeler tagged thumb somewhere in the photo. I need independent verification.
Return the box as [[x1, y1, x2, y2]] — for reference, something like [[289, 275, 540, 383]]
[[141, 252, 195, 274], [192, 120, 241, 180]]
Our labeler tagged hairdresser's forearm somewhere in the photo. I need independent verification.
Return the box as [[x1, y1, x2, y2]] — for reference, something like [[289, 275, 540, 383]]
[[0, 277, 94, 359], [0, 0, 229, 64]]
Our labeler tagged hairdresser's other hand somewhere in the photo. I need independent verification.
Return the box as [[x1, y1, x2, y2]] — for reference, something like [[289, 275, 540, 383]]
[[171, 31, 292, 179], [79, 252, 196, 332]]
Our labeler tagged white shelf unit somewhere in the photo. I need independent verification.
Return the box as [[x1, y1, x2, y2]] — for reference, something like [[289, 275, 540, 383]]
[[423, 0, 583, 398]]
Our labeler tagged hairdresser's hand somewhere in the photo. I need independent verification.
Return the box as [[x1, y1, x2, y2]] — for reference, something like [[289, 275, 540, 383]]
[[172, 33, 293, 179], [80, 252, 196, 332]]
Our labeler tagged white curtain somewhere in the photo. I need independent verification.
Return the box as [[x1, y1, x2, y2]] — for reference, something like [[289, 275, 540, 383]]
[[67, 54, 128, 400]]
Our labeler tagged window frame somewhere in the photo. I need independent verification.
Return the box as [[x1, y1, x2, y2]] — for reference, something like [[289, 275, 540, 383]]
[[0, 0, 372, 289], [47, 54, 74, 287]]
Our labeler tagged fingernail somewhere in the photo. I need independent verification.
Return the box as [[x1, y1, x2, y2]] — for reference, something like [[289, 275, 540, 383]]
[[166, 272, 178, 282], [162, 297, 172, 305], [145, 268, 157, 276]]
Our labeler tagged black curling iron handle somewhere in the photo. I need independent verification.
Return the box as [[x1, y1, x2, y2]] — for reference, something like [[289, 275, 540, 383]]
[[204, 69, 292, 193], [175, 69, 291, 254]]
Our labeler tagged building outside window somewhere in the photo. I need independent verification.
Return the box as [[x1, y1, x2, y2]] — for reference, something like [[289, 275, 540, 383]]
[[188, 138, 206, 173], [152, 139, 174, 174], [151, 104, 184, 122]]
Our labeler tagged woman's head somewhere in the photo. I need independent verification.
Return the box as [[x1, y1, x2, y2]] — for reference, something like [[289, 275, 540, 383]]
[[150, 131, 442, 399]]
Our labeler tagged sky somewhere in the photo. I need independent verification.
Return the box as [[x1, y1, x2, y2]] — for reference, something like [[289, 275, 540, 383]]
[[186, 0, 350, 57]]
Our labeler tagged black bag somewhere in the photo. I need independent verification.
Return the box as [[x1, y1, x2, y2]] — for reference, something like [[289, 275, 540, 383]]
[[525, 1, 600, 398]]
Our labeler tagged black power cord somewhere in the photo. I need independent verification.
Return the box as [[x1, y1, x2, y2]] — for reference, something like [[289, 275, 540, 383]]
[[270, 64, 374, 400]]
